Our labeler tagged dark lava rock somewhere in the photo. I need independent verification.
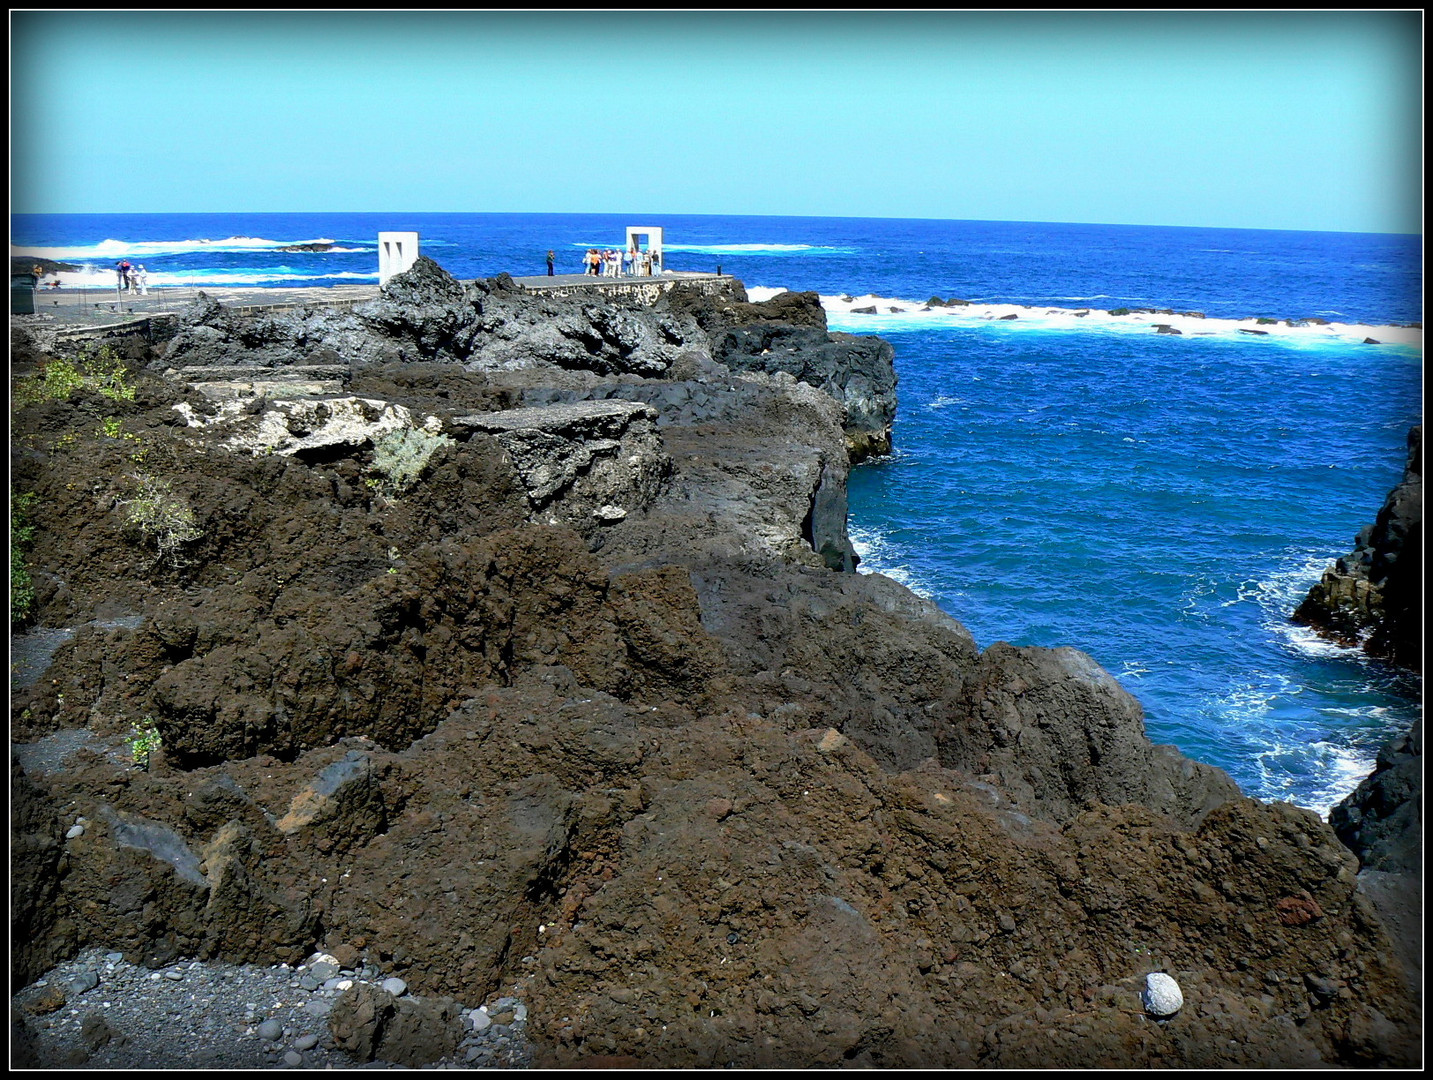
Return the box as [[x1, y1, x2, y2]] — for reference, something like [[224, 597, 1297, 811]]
[[8, 272, 1421, 1069], [1293, 425, 1421, 670], [1329, 720, 1421, 874]]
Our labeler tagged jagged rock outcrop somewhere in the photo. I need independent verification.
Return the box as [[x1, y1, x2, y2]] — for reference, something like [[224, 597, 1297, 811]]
[[328, 981, 464, 1066], [1294, 425, 1422, 670], [941, 643, 1241, 827], [156, 260, 898, 461], [452, 399, 672, 537], [660, 285, 897, 459], [1329, 721, 1421, 875]]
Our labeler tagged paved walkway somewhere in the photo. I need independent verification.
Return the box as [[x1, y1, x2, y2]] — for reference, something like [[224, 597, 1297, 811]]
[[14, 284, 382, 328], [14, 271, 726, 333]]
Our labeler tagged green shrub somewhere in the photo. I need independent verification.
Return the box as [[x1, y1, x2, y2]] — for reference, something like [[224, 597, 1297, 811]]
[[126, 721, 162, 770], [121, 474, 203, 564], [368, 427, 453, 497], [10, 489, 39, 624], [12, 344, 136, 408]]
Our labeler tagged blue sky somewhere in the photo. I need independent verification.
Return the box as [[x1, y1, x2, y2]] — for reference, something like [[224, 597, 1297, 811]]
[[9, 10, 1423, 232]]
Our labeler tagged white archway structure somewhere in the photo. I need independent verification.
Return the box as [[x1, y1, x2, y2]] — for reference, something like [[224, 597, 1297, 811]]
[[624, 226, 664, 272], [379, 232, 420, 284]]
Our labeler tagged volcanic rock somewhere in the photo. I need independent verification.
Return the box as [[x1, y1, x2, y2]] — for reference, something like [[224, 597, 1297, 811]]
[[7, 264, 1421, 1069], [1293, 425, 1422, 670]]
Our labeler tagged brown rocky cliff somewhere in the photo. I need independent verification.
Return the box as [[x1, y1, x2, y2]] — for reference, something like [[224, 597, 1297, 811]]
[[8, 265, 1421, 1067]]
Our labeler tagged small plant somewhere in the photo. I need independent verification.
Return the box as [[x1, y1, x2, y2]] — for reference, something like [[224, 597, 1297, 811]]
[[10, 489, 40, 624], [121, 474, 203, 564], [99, 416, 124, 439], [126, 721, 162, 770], [12, 344, 136, 408], [368, 426, 453, 497]]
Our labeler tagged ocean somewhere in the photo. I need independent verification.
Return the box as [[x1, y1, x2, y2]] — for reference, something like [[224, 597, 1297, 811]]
[[10, 212, 1423, 814]]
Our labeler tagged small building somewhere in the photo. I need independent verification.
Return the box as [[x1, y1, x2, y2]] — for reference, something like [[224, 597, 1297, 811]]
[[378, 232, 419, 284], [625, 227, 663, 271]]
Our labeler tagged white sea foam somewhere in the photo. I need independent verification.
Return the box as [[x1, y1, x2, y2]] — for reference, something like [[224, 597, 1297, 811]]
[[741, 285, 1422, 352], [43, 266, 378, 289], [666, 243, 855, 256], [13, 236, 344, 260], [1253, 737, 1378, 818], [848, 525, 934, 599]]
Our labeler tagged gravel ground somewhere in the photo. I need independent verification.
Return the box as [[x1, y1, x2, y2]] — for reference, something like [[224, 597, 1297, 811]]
[[11, 948, 537, 1070]]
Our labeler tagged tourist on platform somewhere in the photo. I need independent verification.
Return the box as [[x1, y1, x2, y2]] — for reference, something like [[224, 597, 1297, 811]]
[[135, 265, 149, 295], [116, 261, 130, 291], [584, 249, 598, 276], [546, 250, 555, 276]]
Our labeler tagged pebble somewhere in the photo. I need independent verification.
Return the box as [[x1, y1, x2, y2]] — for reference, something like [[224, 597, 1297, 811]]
[[381, 977, 408, 997], [66, 824, 85, 839], [12, 945, 536, 1070], [1142, 972, 1184, 1017], [65, 971, 100, 995]]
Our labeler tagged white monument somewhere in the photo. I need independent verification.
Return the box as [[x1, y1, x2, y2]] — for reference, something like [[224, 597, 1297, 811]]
[[378, 232, 420, 284], [624, 226, 664, 272]]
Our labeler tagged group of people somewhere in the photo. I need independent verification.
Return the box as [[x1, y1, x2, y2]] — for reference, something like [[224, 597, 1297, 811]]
[[114, 260, 150, 295], [581, 247, 661, 277]]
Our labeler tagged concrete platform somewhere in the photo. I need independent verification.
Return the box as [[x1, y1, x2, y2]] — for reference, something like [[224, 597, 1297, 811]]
[[13, 284, 382, 329], [12, 271, 731, 337]]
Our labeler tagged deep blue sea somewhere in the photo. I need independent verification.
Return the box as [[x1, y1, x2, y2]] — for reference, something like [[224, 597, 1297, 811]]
[[11, 212, 1424, 814]]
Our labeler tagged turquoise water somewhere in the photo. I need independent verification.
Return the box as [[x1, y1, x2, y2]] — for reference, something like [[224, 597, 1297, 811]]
[[11, 212, 1423, 811]]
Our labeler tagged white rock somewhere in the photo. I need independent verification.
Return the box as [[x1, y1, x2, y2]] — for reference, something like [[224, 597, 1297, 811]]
[[1142, 972, 1184, 1017]]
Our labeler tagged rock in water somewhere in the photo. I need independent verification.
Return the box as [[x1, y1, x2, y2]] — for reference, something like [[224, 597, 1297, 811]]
[[1142, 972, 1184, 1017], [1292, 425, 1421, 670]]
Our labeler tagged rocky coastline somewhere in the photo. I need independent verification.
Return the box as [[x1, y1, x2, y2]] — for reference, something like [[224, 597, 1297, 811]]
[[9, 259, 1421, 1067], [1293, 424, 1422, 673]]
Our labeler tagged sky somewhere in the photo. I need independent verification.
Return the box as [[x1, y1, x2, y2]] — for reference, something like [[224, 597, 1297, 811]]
[[8, 10, 1424, 233]]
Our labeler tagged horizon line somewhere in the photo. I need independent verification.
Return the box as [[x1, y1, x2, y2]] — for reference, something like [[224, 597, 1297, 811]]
[[8, 210, 1422, 239]]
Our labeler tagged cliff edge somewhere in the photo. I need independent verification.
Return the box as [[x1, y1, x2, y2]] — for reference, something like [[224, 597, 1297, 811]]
[[9, 261, 1419, 1068], [1293, 424, 1422, 672]]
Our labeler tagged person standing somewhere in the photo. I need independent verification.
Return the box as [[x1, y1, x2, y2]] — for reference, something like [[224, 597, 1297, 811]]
[[135, 265, 149, 295], [546, 250, 555, 276]]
